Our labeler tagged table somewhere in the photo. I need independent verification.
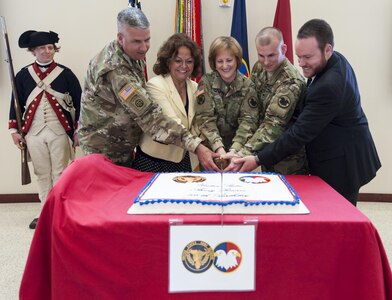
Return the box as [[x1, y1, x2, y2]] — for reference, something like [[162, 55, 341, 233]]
[[20, 154, 392, 300]]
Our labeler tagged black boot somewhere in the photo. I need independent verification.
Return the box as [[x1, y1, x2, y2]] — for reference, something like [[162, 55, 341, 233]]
[[29, 218, 38, 229]]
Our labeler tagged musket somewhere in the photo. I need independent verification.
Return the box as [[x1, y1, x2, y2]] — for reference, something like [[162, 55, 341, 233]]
[[128, 0, 141, 9], [1, 16, 31, 185]]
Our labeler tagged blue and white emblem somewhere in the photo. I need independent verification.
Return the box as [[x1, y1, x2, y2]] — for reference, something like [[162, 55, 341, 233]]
[[213, 242, 242, 273]]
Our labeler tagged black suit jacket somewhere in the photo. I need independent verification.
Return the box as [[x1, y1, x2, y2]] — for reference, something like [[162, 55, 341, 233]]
[[257, 52, 381, 195]]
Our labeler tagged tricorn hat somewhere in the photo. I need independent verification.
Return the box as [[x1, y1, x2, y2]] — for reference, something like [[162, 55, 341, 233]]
[[18, 30, 59, 48]]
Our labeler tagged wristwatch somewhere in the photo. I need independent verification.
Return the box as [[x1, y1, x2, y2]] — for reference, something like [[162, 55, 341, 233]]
[[254, 155, 261, 166]]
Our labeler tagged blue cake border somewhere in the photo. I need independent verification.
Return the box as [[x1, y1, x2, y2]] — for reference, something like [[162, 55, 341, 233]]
[[133, 172, 300, 207]]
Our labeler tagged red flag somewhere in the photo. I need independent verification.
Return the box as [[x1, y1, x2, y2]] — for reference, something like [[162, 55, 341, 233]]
[[273, 0, 293, 63]]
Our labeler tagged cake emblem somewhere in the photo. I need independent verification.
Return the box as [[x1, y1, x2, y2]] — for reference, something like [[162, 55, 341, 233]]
[[173, 175, 206, 183], [182, 241, 214, 273], [239, 175, 271, 184], [213, 242, 242, 273]]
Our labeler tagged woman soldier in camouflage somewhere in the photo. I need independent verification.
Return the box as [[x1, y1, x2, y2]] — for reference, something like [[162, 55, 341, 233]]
[[194, 36, 259, 161]]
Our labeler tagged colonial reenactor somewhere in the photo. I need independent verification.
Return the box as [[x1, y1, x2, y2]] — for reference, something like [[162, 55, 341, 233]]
[[238, 27, 308, 175], [8, 30, 82, 229], [194, 36, 259, 159], [77, 7, 219, 171]]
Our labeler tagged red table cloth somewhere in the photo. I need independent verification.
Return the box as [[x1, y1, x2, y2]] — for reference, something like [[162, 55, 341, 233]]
[[20, 154, 392, 300]]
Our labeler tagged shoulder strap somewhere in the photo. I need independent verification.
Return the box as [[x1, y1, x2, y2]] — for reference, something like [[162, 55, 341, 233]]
[[26, 65, 65, 107], [25, 66, 75, 121]]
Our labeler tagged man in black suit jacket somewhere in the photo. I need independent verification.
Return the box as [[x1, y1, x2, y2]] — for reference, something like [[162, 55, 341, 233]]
[[228, 19, 381, 206]]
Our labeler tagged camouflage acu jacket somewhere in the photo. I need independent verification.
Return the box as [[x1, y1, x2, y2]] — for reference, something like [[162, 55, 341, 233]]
[[194, 71, 259, 152], [241, 58, 308, 174], [78, 40, 201, 167]]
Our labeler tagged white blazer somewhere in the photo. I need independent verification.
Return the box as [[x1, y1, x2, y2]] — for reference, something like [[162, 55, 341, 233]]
[[139, 74, 199, 168]]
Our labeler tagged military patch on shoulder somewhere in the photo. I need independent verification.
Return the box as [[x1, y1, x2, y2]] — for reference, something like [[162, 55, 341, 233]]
[[197, 95, 205, 105], [196, 86, 205, 97], [248, 97, 258, 108], [118, 83, 152, 115], [278, 97, 291, 108], [118, 83, 137, 102], [130, 96, 149, 113]]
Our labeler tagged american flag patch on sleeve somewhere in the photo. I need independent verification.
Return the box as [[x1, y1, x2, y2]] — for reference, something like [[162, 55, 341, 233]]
[[196, 86, 204, 97], [118, 83, 136, 102]]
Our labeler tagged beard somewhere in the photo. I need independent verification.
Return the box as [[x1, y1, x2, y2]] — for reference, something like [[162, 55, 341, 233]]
[[312, 55, 328, 76]]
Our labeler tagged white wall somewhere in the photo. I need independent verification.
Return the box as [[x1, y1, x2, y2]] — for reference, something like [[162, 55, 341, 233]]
[[0, 0, 391, 194]]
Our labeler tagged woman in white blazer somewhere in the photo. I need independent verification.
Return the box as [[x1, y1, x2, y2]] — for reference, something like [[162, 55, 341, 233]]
[[132, 33, 201, 172]]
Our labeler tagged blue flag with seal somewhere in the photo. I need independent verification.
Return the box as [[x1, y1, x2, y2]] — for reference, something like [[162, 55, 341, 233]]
[[230, 0, 250, 77]]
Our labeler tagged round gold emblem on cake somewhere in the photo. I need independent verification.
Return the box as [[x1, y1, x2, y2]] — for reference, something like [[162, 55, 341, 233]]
[[173, 175, 206, 183]]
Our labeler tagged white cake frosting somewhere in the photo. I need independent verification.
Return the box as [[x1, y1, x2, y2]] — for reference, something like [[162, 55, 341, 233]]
[[128, 172, 309, 215]]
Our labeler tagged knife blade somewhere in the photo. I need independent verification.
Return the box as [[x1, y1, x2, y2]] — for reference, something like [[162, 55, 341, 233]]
[[220, 168, 224, 226]]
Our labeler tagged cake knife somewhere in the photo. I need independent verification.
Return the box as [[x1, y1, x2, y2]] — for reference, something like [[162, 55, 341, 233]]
[[220, 164, 224, 226]]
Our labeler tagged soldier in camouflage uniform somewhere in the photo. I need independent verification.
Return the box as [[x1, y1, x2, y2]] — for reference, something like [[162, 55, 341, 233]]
[[78, 7, 219, 171], [194, 36, 259, 158], [237, 27, 308, 174]]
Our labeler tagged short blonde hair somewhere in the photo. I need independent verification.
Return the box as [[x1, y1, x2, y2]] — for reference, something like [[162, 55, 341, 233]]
[[208, 36, 242, 71], [255, 27, 283, 47]]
